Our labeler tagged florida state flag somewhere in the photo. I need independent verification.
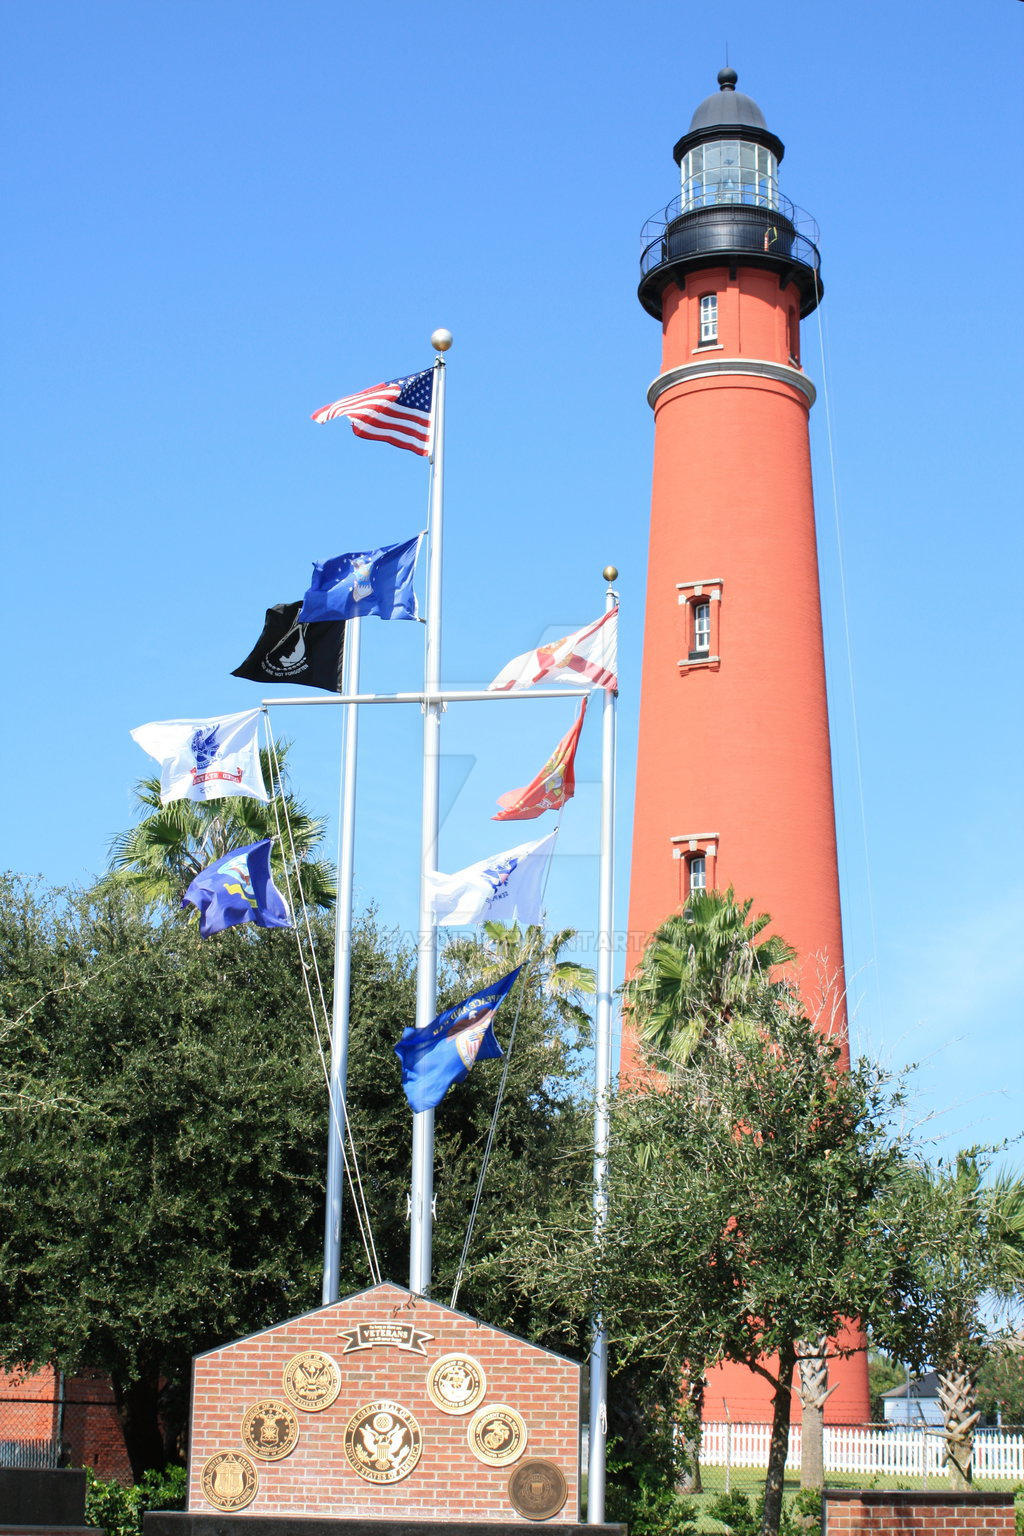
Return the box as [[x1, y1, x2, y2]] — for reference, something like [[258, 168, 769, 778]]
[[493, 699, 587, 821]]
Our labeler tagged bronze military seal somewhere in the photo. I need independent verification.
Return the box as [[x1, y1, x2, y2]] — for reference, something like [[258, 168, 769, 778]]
[[281, 1349, 342, 1412], [200, 1451, 258, 1511], [425, 1352, 487, 1415], [343, 1400, 422, 1484], [467, 1403, 528, 1466], [508, 1459, 568, 1520], [241, 1398, 299, 1460]]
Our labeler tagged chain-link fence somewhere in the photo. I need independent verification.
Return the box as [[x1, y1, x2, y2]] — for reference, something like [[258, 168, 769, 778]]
[[0, 1395, 130, 1481]]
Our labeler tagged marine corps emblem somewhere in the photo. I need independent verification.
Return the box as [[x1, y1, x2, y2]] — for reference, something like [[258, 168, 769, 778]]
[[200, 1451, 258, 1511], [241, 1399, 300, 1460], [467, 1403, 528, 1466], [343, 1400, 422, 1484], [508, 1459, 568, 1521], [425, 1352, 487, 1415], [281, 1349, 342, 1412]]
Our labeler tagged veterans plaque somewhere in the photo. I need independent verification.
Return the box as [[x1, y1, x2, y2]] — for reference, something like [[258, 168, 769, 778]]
[[200, 1451, 258, 1511], [282, 1349, 342, 1412], [508, 1459, 568, 1521], [467, 1403, 528, 1467], [425, 1352, 487, 1415], [343, 1400, 423, 1484], [241, 1399, 299, 1461]]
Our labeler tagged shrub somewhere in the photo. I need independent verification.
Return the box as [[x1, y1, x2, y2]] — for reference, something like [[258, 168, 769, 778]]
[[84, 1466, 187, 1536]]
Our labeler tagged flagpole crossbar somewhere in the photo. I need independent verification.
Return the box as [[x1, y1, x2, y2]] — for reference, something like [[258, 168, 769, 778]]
[[262, 687, 595, 707]]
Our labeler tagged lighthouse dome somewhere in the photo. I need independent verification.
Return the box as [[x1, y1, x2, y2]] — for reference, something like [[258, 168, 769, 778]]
[[688, 68, 768, 133]]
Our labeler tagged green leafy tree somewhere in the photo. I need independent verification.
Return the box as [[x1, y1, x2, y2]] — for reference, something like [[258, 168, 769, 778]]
[[101, 743, 335, 910], [499, 1006, 913, 1536], [0, 876, 591, 1477], [867, 1346, 908, 1420], [977, 1336, 1024, 1424]]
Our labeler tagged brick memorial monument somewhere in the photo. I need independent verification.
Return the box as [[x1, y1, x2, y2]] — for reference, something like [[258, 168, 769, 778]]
[[146, 1283, 615, 1535]]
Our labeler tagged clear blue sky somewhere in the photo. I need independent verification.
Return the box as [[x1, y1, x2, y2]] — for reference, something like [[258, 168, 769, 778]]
[[2, 1, 1021, 1162]]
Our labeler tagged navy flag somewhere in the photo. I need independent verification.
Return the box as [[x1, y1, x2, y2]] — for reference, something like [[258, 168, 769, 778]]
[[182, 839, 292, 939], [394, 968, 522, 1113], [232, 601, 345, 692]]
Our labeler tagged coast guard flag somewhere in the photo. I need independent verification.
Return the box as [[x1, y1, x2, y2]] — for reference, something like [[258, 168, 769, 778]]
[[232, 601, 345, 692], [426, 831, 557, 927], [394, 967, 522, 1112], [494, 699, 587, 821], [489, 607, 618, 693], [130, 708, 268, 805], [310, 368, 435, 456], [299, 534, 423, 623], [181, 839, 292, 939]]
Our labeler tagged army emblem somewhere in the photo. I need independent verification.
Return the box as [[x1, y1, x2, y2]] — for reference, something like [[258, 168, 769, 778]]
[[343, 1400, 422, 1484], [282, 1349, 342, 1412], [508, 1459, 568, 1521], [425, 1353, 487, 1415], [241, 1399, 300, 1460], [200, 1451, 258, 1511], [467, 1403, 528, 1466]]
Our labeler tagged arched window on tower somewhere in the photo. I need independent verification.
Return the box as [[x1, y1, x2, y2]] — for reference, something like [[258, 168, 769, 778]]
[[699, 293, 718, 346], [687, 854, 707, 893], [788, 305, 800, 364]]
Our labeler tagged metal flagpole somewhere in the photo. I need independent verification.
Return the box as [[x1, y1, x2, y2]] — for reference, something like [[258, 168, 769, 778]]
[[409, 329, 451, 1295], [587, 566, 618, 1524], [322, 614, 361, 1304]]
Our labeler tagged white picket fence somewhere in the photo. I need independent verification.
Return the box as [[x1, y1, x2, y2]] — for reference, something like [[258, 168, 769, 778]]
[[699, 1422, 1024, 1480]]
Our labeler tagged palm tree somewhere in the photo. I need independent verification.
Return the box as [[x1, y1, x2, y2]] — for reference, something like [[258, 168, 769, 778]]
[[621, 886, 795, 1067], [893, 1153, 1024, 1487], [445, 921, 595, 1030], [101, 742, 335, 911]]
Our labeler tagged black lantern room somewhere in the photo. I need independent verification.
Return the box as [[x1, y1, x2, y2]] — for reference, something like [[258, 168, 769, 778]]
[[638, 69, 823, 321]]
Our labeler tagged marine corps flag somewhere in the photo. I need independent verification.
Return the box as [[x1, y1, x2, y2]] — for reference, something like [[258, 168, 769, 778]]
[[493, 698, 587, 821], [232, 601, 345, 692]]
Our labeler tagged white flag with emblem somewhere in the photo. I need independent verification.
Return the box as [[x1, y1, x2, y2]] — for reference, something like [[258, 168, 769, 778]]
[[426, 830, 558, 926], [130, 708, 268, 805]]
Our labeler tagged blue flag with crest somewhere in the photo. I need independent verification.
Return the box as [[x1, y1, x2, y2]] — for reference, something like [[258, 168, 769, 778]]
[[299, 534, 423, 622], [181, 839, 292, 938], [394, 967, 522, 1113]]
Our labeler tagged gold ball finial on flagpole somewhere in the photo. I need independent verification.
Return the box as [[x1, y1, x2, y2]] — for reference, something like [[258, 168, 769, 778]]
[[603, 565, 619, 583], [430, 329, 453, 352]]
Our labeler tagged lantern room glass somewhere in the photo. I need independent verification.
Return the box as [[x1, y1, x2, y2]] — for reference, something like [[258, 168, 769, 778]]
[[681, 141, 778, 211]]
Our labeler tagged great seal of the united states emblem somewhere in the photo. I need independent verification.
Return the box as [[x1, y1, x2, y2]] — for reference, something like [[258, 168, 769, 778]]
[[241, 1398, 300, 1460], [508, 1458, 568, 1520], [425, 1352, 487, 1415], [281, 1349, 342, 1412], [467, 1403, 528, 1466], [343, 1400, 423, 1484], [200, 1451, 258, 1511]]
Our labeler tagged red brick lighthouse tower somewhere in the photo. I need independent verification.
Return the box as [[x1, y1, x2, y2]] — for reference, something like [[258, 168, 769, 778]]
[[625, 70, 871, 1423]]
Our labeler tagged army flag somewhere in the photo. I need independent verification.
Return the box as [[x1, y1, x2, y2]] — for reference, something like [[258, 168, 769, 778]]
[[181, 839, 292, 939], [488, 607, 618, 693], [493, 698, 587, 821], [394, 967, 522, 1112], [130, 708, 268, 805], [232, 601, 345, 692], [426, 831, 557, 927], [299, 534, 423, 623]]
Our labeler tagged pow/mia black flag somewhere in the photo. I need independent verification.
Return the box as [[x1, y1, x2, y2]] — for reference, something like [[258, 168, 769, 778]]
[[232, 601, 345, 693]]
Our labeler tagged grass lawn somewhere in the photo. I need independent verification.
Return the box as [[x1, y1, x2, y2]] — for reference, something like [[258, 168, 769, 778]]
[[694, 1465, 1023, 1497]]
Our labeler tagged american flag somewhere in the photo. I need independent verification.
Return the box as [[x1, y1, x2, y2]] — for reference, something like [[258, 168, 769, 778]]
[[310, 368, 435, 456]]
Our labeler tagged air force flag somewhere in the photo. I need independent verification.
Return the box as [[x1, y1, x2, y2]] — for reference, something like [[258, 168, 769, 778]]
[[299, 534, 423, 623], [426, 831, 557, 927], [130, 708, 268, 805], [394, 967, 522, 1112], [181, 839, 292, 938]]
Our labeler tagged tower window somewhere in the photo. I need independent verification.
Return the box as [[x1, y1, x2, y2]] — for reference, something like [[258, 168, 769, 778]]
[[692, 601, 711, 654], [687, 854, 707, 893], [699, 294, 718, 345]]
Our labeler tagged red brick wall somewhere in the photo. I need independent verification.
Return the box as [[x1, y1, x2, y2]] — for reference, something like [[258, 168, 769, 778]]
[[822, 1489, 1017, 1534], [188, 1283, 580, 1522], [0, 1365, 131, 1484]]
